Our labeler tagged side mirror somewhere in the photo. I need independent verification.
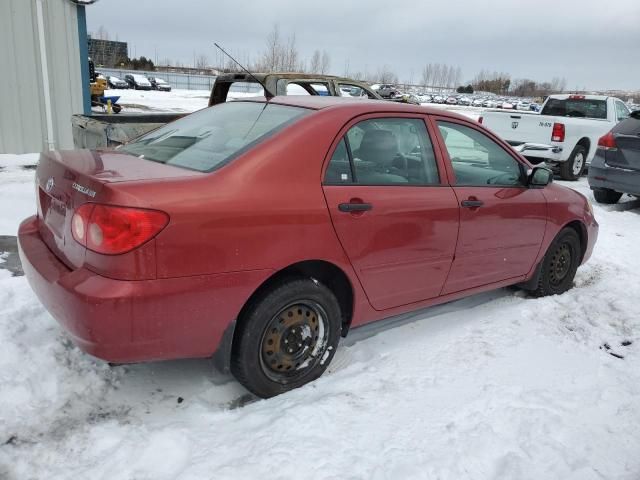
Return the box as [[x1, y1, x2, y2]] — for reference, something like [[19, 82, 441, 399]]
[[529, 166, 553, 188]]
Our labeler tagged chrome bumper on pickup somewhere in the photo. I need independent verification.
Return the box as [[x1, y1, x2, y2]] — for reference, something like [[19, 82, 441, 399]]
[[509, 142, 565, 163]]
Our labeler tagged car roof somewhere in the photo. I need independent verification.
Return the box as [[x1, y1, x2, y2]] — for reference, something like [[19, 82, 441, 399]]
[[235, 96, 474, 121]]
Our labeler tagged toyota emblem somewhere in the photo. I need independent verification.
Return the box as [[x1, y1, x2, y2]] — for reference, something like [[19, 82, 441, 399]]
[[45, 177, 55, 192]]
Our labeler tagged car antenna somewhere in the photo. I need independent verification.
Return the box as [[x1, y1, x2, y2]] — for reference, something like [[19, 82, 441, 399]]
[[214, 43, 275, 100]]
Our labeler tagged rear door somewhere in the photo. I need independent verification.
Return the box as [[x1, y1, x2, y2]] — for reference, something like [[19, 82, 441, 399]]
[[322, 114, 459, 311], [432, 117, 547, 294]]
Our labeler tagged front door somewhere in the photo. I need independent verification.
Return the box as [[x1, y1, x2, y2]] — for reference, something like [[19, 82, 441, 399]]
[[434, 118, 548, 294], [322, 115, 459, 311]]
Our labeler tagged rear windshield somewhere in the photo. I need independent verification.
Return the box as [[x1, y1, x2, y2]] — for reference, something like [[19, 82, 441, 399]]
[[120, 102, 310, 172], [541, 98, 607, 119]]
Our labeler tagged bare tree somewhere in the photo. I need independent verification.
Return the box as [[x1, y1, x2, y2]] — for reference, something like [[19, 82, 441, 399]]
[[320, 51, 330, 74], [309, 50, 321, 73], [195, 54, 209, 70]]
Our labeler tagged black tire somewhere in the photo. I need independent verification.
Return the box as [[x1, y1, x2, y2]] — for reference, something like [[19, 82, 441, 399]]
[[559, 145, 587, 181], [531, 228, 581, 297], [593, 188, 622, 204], [231, 277, 342, 398]]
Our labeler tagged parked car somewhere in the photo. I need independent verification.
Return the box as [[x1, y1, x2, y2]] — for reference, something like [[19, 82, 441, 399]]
[[433, 95, 446, 104], [516, 101, 531, 111], [588, 110, 640, 203], [124, 74, 152, 90], [483, 99, 498, 108], [446, 96, 458, 105], [19, 97, 598, 398], [458, 97, 472, 106], [472, 98, 484, 107], [107, 76, 128, 89], [530, 102, 541, 112], [501, 100, 515, 109], [148, 76, 172, 92], [376, 84, 402, 98], [480, 94, 631, 180]]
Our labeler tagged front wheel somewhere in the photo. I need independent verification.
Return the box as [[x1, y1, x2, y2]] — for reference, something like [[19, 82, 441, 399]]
[[593, 188, 622, 204], [231, 278, 342, 398], [531, 228, 581, 297], [559, 145, 587, 181]]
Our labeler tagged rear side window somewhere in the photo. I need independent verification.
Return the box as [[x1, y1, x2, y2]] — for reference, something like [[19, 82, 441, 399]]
[[541, 98, 607, 119], [120, 102, 310, 172], [324, 117, 440, 185]]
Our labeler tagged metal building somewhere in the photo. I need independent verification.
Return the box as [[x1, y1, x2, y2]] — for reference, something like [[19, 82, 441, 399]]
[[0, 0, 92, 154]]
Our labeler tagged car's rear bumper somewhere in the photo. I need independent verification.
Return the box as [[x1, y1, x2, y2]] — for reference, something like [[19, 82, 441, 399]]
[[588, 153, 640, 196], [18, 215, 273, 364]]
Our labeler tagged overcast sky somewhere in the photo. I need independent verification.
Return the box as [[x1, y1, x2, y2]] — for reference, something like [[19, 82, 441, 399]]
[[87, 0, 639, 91]]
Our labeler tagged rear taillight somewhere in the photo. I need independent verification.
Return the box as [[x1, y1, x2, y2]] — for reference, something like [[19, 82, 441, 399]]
[[71, 203, 169, 255], [597, 131, 618, 150], [551, 122, 565, 142], [478, 116, 483, 124]]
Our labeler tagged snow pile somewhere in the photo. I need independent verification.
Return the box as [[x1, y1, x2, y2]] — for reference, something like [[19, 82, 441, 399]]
[[1, 153, 639, 479], [0, 154, 38, 235]]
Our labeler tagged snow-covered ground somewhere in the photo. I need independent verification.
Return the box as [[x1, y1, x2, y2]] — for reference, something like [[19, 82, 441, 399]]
[[100, 88, 265, 114], [1, 147, 640, 479], [100, 88, 485, 121]]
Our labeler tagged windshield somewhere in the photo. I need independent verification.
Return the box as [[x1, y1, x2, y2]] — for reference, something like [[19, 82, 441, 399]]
[[120, 102, 310, 172], [541, 98, 607, 119]]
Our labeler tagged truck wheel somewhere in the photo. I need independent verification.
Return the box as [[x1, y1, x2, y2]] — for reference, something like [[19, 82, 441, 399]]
[[531, 227, 581, 297], [559, 145, 587, 181], [593, 188, 622, 204], [231, 277, 342, 398]]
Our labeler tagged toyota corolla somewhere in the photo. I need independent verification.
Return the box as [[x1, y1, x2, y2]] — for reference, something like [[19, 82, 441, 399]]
[[18, 97, 598, 398]]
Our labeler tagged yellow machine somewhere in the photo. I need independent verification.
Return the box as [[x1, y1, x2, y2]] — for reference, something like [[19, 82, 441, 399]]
[[88, 58, 121, 113]]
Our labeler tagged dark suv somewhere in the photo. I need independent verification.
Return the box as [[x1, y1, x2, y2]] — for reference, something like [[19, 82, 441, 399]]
[[589, 110, 640, 203]]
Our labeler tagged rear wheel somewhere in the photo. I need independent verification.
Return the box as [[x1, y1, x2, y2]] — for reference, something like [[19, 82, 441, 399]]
[[593, 188, 622, 204], [531, 228, 581, 297], [559, 145, 587, 181], [231, 278, 342, 398]]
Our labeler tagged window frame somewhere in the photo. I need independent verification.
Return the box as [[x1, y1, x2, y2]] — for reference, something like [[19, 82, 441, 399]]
[[322, 113, 447, 187], [429, 115, 529, 188]]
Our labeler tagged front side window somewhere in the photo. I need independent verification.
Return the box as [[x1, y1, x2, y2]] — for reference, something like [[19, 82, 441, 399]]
[[324, 117, 440, 185], [437, 121, 524, 186], [120, 102, 310, 172]]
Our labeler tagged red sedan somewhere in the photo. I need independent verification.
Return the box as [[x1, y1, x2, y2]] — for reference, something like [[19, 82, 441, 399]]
[[18, 97, 598, 398]]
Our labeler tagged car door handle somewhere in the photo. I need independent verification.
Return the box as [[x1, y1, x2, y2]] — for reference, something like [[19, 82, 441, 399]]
[[461, 199, 484, 208], [338, 202, 373, 213]]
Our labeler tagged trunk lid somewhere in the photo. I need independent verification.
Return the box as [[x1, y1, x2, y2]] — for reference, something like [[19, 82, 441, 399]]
[[35, 149, 201, 269]]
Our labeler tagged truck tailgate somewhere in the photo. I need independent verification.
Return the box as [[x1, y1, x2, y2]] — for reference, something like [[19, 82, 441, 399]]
[[483, 111, 553, 145]]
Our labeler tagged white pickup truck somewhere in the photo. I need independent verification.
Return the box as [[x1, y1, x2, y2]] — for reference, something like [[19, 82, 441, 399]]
[[480, 94, 631, 180]]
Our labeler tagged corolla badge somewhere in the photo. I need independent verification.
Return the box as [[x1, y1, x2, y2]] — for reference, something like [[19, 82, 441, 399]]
[[45, 177, 55, 192], [511, 121, 519, 129]]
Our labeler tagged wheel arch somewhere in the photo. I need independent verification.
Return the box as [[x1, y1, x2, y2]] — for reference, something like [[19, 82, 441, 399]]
[[563, 220, 588, 263], [576, 137, 591, 158]]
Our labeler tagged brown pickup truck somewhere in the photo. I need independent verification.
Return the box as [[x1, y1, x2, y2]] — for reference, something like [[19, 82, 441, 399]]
[[208, 72, 383, 105], [72, 73, 387, 149]]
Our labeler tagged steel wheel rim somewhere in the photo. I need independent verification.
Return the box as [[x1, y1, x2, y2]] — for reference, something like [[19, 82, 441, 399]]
[[549, 242, 573, 286], [572, 153, 584, 175], [260, 301, 330, 383]]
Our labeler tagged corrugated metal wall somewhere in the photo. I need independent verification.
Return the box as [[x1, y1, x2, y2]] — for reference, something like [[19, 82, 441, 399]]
[[0, 0, 83, 154]]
